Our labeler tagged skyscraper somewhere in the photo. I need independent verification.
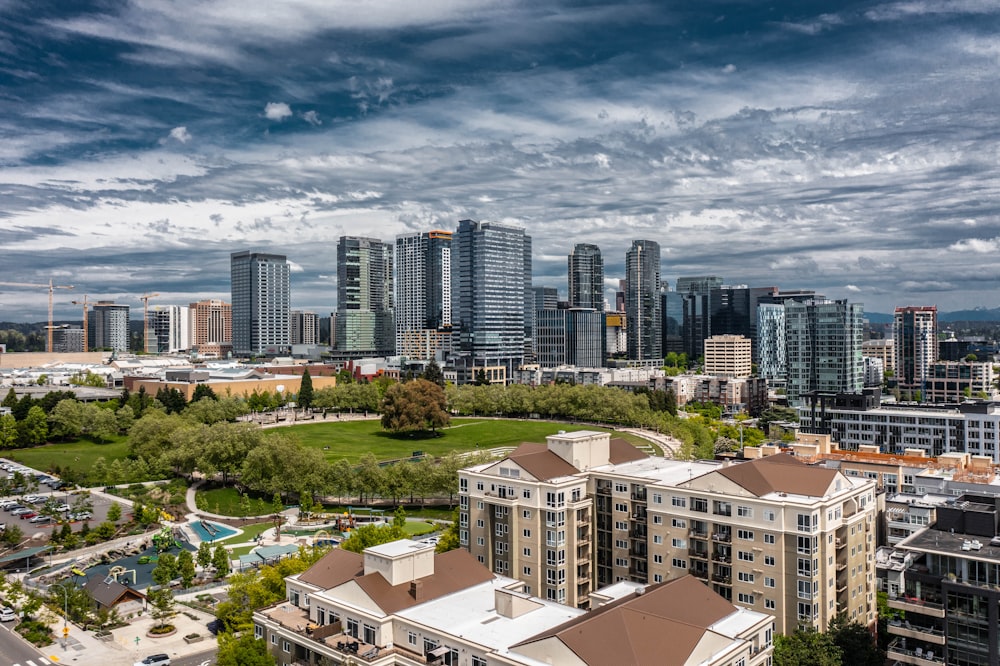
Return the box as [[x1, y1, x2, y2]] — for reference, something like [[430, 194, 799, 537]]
[[676, 276, 722, 360], [453, 219, 531, 380], [335, 236, 394, 356], [756, 303, 786, 381], [625, 240, 661, 360], [394, 231, 452, 360], [290, 311, 320, 346], [88, 301, 130, 352], [894, 306, 938, 397], [785, 299, 864, 404], [230, 251, 291, 356], [147, 304, 189, 353], [568, 243, 604, 311]]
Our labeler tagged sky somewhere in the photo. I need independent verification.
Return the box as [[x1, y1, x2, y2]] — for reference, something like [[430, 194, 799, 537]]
[[3, 0, 1000, 322]]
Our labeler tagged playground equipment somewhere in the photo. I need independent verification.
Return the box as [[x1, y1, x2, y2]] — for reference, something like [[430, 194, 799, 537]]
[[151, 526, 183, 552], [107, 565, 136, 585]]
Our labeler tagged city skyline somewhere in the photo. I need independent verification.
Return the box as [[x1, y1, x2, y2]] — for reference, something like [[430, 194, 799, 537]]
[[3, 2, 1000, 319]]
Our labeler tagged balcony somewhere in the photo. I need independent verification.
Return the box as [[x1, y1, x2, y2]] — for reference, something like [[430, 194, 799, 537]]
[[711, 553, 731, 564], [711, 532, 731, 543], [887, 620, 946, 646], [689, 529, 708, 539], [887, 595, 946, 619], [691, 568, 709, 580], [689, 549, 708, 560], [887, 639, 945, 664], [711, 575, 732, 585]]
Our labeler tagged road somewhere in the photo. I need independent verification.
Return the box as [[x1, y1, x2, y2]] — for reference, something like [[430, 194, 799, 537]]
[[173, 649, 217, 666], [0, 620, 50, 666]]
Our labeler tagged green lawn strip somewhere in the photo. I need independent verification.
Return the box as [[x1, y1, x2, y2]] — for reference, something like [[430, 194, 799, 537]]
[[278, 418, 641, 462], [403, 521, 436, 537], [196, 486, 277, 517], [5, 435, 130, 477], [211, 520, 274, 546]]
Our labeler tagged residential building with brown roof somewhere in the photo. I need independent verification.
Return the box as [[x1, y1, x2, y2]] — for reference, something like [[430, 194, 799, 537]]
[[460, 430, 878, 635], [253, 538, 774, 666]]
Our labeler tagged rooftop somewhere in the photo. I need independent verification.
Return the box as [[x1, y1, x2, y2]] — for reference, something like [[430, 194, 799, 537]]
[[900, 528, 1000, 563]]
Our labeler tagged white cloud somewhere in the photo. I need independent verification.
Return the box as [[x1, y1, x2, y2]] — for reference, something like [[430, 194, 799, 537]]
[[949, 237, 1000, 253], [264, 102, 293, 121], [845, 284, 861, 292], [168, 126, 191, 143], [722, 64, 736, 74], [301, 110, 321, 126]]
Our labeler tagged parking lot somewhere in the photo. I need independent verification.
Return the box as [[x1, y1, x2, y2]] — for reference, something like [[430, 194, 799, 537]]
[[0, 458, 129, 536]]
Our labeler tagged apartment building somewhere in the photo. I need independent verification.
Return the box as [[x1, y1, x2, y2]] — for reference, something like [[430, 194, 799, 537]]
[[253, 539, 775, 666], [460, 430, 877, 635], [925, 360, 997, 403], [703, 335, 752, 378]]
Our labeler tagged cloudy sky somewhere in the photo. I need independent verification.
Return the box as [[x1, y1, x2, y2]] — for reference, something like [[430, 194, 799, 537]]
[[3, 0, 1000, 321]]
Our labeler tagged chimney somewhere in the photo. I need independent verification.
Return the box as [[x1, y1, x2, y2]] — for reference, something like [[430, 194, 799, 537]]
[[409, 580, 423, 600]]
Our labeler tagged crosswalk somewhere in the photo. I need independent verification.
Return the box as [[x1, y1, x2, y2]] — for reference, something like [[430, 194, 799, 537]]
[[11, 658, 52, 666]]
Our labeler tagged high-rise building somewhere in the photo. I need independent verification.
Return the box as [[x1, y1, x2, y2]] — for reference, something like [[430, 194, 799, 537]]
[[52, 326, 84, 353], [660, 289, 684, 355], [453, 219, 531, 379], [785, 299, 864, 404], [460, 430, 877, 633], [756, 304, 786, 382], [894, 306, 938, 397], [230, 250, 291, 356], [147, 305, 190, 353], [625, 240, 661, 361], [568, 243, 604, 311], [290, 311, 320, 346], [88, 301, 130, 352], [335, 237, 394, 357], [394, 231, 453, 360], [189, 299, 232, 347], [703, 335, 752, 378], [535, 308, 605, 368], [676, 276, 722, 360]]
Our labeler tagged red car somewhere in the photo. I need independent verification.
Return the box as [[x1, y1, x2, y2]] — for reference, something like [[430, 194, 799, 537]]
[[19, 512, 37, 520]]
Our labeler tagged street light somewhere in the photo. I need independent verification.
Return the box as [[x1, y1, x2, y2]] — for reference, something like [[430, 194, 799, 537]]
[[58, 582, 69, 649]]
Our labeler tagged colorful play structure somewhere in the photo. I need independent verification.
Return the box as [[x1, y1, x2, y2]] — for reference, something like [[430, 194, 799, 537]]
[[151, 525, 184, 553]]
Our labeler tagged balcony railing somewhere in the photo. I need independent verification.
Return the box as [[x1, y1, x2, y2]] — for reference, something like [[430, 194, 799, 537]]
[[887, 639, 945, 664], [887, 620, 946, 645], [712, 532, 732, 543], [887, 595, 946, 619]]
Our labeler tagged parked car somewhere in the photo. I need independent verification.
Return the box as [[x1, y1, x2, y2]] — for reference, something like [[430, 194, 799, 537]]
[[56, 504, 71, 512], [23, 495, 44, 504], [28, 515, 52, 524], [134, 654, 171, 666], [0, 607, 16, 622], [18, 512, 37, 520], [9, 507, 30, 515], [0, 500, 18, 509], [70, 512, 92, 521]]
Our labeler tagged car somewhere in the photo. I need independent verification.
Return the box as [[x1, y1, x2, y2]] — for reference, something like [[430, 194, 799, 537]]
[[28, 515, 52, 524], [56, 504, 71, 512], [9, 507, 30, 515], [23, 495, 43, 504], [206, 618, 222, 635], [70, 512, 92, 521], [0, 500, 17, 509], [134, 654, 171, 666], [18, 512, 37, 520], [0, 607, 16, 622]]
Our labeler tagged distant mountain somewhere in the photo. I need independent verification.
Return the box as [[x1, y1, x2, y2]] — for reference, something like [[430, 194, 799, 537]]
[[866, 309, 1000, 324]]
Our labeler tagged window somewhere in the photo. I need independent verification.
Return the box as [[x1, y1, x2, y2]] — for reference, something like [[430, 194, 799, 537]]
[[797, 536, 816, 554], [691, 498, 707, 512], [254, 625, 263, 639], [765, 599, 776, 610], [523, 566, 531, 575], [473, 658, 488, 666], [652, 492, 663, 504], [738, 551, 754, 562], [523, 489, 532, 499], [653, 535, 663, 544], [653, 554, 663, 564], [615, 557, 629, 567], [714, 501, 732, 517], [764, 533, 775, 544], [408, 631, 418, 646], [738, 571, 754, 583], [765, 577, 775, 588], [546, 491, 566, 508], [654, 574, 663, 582], [672, 538, 687, 548], [476, 519, 484, 528], [797, 513, 818, 533], [672, 558, 687, 568], [653, 515, 663, 525], [614, 482, 628, 493], [523, 510, 531, 519], [738, 593, 755, 605], [615, 521, 628, 530], [764, 555, 775, 566], [616, 539, 628, 549], [672, 496, 687, 508], [282, 639, 291, 652], [671, 518, 685, 528], [523, 529, 531, 538], [477, 501, 484, 510], [460, 496, 469, 509], [737, 505, 753, 518], [476, 537, 484, 546], [523, 547, 531, 556], [347, 618, 359, 639], [476, 481, 484, 491], [270, 634, 276, 645], [797, 558, 812, 577], [738, 529, 754, 541], [615, 502, 629, 513], [797, 580, 814, 600]]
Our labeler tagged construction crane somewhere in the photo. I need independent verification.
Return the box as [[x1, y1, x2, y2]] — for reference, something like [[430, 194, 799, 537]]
[[140, 293, 160, 354], [0, 280, 74, 352], [71, 295, 93, 352]]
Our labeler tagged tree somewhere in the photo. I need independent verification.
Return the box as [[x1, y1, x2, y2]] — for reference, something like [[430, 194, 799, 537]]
[[436, 509, 461, 553], [297, 368, 314, 410], [1, 388, 17, 410], [191, 383, 218, 403], [828, 613, 882, 666], [340, 523, 407, 553], [147, 588, 177, 629], [213, 545, 231, 576], [217, 631, 277, 666], [18, 405, 48, 447], [155, 386, 187, 414], [773, 627, 841, 666], [152, 552, 178, 586], [106, 502, 122, 523], [475, 369, 489, 386], [197, 541, 213, 569], [381, 379, 450, 434], [421, 360, 445, 387], [0, 414, 18, 449], [177, 549, 197, 588]]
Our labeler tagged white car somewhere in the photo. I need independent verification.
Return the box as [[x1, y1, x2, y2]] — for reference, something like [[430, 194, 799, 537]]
[[134, 654, 170, 666], [0, 607, 16, 622]]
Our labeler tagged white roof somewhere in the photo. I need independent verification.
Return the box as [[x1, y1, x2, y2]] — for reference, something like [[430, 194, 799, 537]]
[[396, 577, 583, 651], [366, 538, 432, 558], [601, 458, 721, 486]]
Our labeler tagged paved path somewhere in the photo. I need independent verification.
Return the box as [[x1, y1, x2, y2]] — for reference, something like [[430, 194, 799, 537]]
[[620, 427, 680, 458]]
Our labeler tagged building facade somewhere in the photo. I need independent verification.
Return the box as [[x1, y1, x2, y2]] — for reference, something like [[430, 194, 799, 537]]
[[925, 360, 997, 403], [703, 334, 752, 378], [459, 431, 877, 634], [147, 304, 189, 353], [230, 251, 291, 356], [676, 276, 722, 361], [290, 310, 320, 346], [625, 240, 661, 361], [894, 306, 938, 396], [336, 237, 394, 357], [51, 326, 85, 353], [453, 219, 531, 378], [568, 243, 604, 311], [189, 299, 232, 357], [757, 303, 786, 382], [87, 301, 130, 352], [785, 299, 864, 405], [535, 308, 605, 368], [395, 231, 453, 360], [861, 338, 894, 377]]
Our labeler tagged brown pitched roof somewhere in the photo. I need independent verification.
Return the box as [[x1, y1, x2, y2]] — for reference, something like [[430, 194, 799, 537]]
[[507, 442, 580, 480], [297, 548, 364, 589], [84, 576, 145, 608], [718, 453, 838, 497], [609, 438, 648, 464], [514, 576, 737, 665], [355, 548, 493, 613]]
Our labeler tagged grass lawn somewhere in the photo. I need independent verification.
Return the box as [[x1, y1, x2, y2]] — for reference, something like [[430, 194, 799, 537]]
[[5, 434, 130, 477], [196, 485, 279, 517], [213, 521, 274, 546], [403, 521, 436, 537], [280, 418, 657, 462]]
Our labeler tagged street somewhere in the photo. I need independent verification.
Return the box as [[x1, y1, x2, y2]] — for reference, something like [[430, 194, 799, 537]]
[[0, 620, 50, 666]]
